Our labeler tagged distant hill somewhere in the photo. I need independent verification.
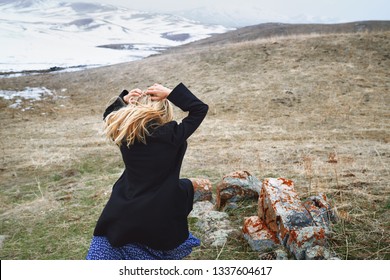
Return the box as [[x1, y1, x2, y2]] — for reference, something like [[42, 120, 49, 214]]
[[0, 0, 230, 73], [174, 21, 390, 48]]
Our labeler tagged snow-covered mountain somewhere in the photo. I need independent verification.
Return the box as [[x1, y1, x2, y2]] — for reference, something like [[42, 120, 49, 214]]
[[174, 4, 340, 28], [0, 0, 231, 73], [175, 4, 287, 28]]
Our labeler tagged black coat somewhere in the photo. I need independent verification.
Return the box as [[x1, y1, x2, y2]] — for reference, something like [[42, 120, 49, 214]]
[[93, 83, 208, 250]]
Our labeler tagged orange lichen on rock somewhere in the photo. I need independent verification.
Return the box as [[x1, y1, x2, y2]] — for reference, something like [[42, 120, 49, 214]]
[[285, 226, 327, 259], [258, 178, 313, 241], [190, 178, 213, 202], [216, 170, 261, 210], [242, 216, 279, 252], [193, 173, 337, 259], [277, 177, 294, 187]]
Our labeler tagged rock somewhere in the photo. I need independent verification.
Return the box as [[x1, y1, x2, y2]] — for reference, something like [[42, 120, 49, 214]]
[[216, 171, 262, 210], [196, 210, 236, 247], [258, 178, 314, 242], [191, 173, 338, 260], [275, 247, 289, 260], [190, 178, 213, 202], [209, 229, 236, 247], [255, 178, 333, 260], [196, 208, 229, 229], [303, 193, 337, 234], [305, 245, 334, 260], [190, 201, 236, 247], [285, 226, 327, 260], [189, 201, 215, 218], [242, 216, 279, 252]]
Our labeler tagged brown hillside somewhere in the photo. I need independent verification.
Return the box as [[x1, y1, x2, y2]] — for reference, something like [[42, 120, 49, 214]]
[[0, 26, 389, 259], [174, 20, 390, 47]]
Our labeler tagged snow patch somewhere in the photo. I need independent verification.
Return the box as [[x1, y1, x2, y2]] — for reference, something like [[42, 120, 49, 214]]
[[0, 87, 66, 110], [0, 87, 53, 101]]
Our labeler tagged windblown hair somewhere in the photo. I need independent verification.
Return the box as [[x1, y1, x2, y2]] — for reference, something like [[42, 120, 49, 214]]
[[104, 94, 174, 146]]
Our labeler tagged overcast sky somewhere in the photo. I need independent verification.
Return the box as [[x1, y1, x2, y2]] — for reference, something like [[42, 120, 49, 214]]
[[64, 0, 389, 23]]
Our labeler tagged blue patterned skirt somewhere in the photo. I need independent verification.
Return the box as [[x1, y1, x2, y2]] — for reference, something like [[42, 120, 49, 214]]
[[86, 233, 200, 260]]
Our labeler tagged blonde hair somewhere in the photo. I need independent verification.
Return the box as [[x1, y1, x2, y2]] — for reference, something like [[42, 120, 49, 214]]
[[104, 94, 174, 146]]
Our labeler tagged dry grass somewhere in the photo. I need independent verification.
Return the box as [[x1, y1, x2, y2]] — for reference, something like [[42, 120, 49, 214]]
[[0, 31, 389, 259]]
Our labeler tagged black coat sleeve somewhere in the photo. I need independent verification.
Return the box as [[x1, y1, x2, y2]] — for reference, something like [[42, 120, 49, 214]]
[[166, 83, 208, 144], [103, 90, 128, 120]]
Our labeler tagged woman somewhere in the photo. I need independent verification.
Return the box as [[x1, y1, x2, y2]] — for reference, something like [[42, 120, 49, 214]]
[[86, 83, 208, 260]]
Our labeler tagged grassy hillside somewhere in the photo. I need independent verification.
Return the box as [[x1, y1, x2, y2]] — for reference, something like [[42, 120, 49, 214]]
[[0, 26, 389, 259], [178, 20, 390, 47]]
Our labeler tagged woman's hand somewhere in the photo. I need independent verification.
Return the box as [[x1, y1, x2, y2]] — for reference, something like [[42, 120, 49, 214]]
[[145, 84, 172, 101], [123, 88, 142, 104]]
